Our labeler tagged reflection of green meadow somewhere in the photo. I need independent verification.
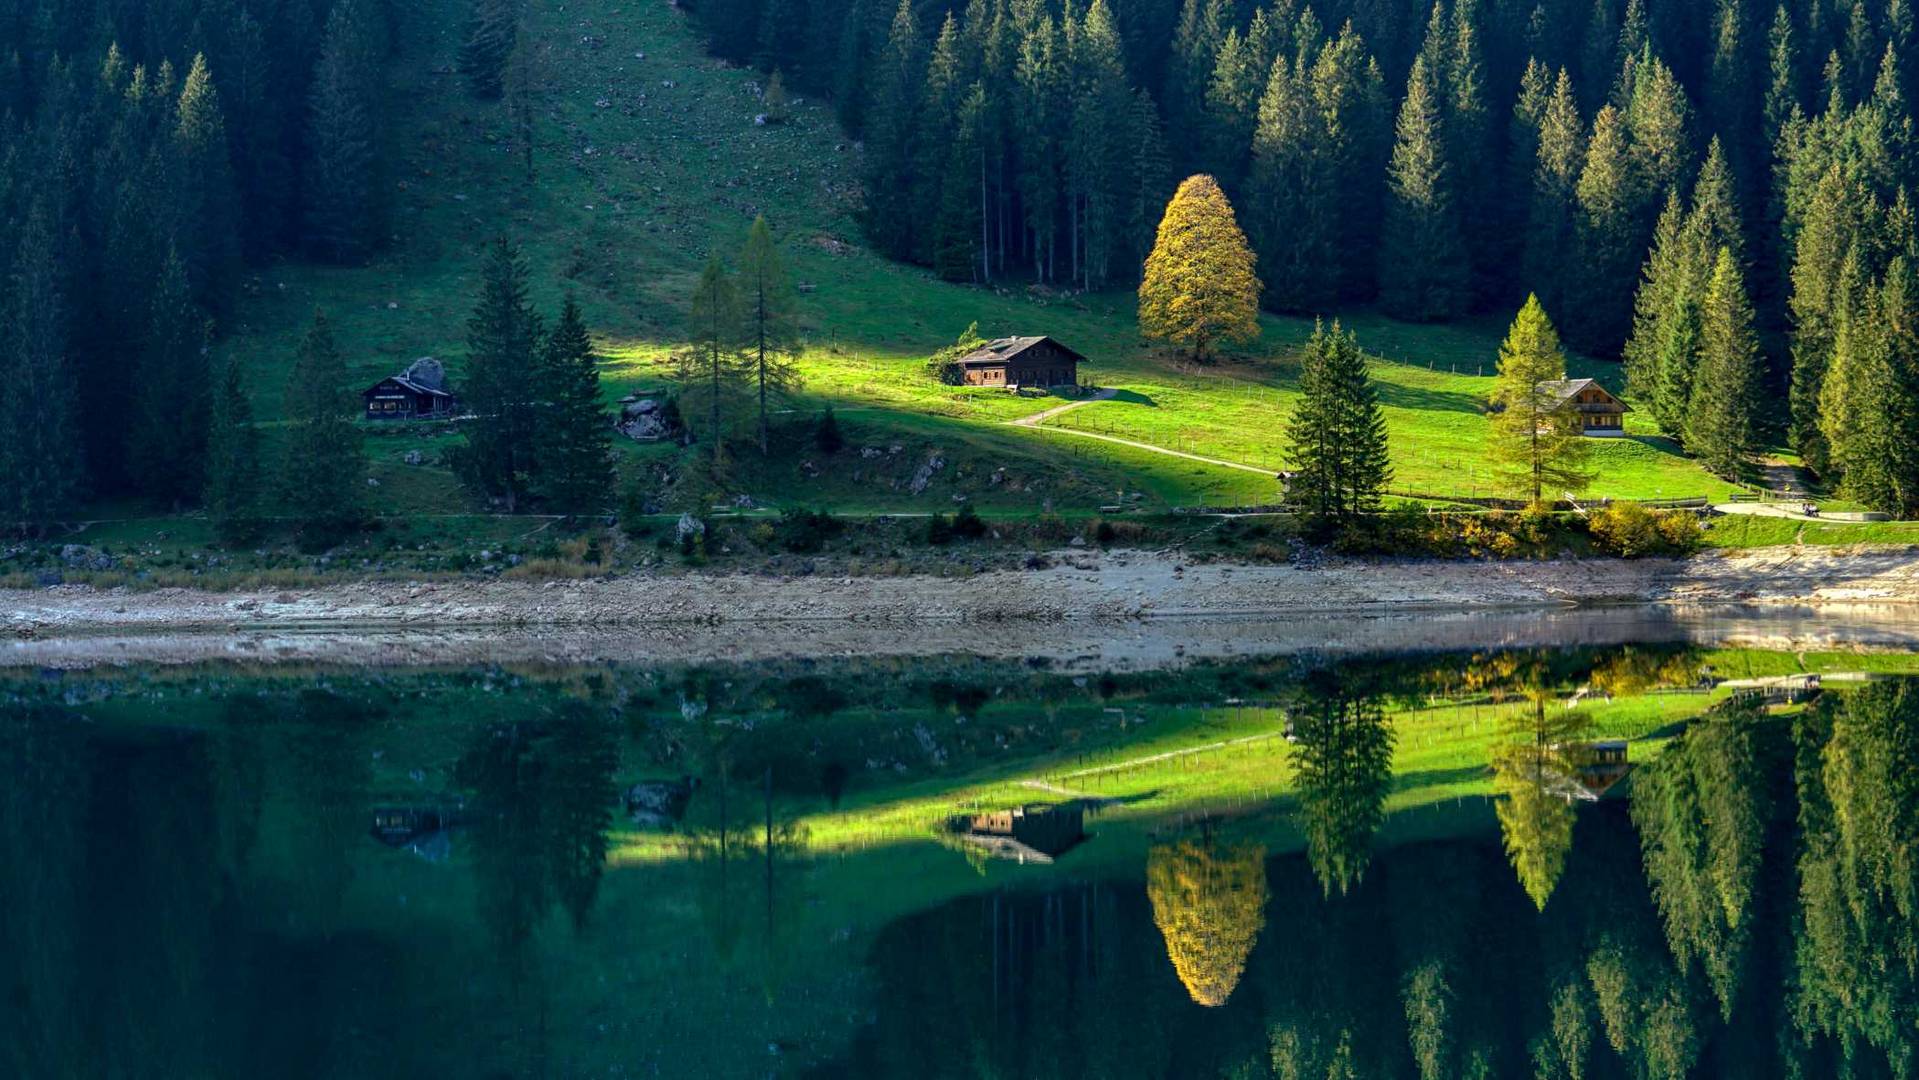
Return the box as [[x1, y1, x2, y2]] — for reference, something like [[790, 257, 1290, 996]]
[[7, 645, 1912, 1075]]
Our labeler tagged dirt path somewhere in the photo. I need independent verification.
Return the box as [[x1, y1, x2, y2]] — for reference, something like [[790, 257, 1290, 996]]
[[1008, 387, 1118, 427], [1010, 393, 1279, 479]]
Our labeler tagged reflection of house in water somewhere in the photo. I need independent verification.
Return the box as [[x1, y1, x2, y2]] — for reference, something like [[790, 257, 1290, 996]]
[[1543, 740, 1632, 802], [955, 803, 1087, 864], [369, 806, 460, 862]]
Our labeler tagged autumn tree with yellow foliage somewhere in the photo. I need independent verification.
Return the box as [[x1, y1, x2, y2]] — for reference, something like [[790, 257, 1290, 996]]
[[1138, 174, 1261, 363], [1145, 837, 1268, 1007]]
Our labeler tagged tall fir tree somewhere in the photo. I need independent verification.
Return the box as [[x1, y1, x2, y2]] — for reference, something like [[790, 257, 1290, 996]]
[[1788, 165, 1864, 474], [1624, 190, 1693, 428], [1138, 174, 1261, 362], [536, 296, 613, 514], [308, 0, 380, 263], [738, 215, 802, 454], [1526, 69, 1585, 319], [1568, 105, 1639, 351], [861, 0, 924, 261], [1381, 54, 1467, 321], [132, 248, 211, 508], [280, 310, 364, 544], [0, 204, 80, 534], [459, 237, 546, 511], [1688, 249, 1764, 478], [173, 53, 239, 320], [203, 353, 262, 544], [1489, 295, 1592, 505], [460, 0, 519, 99], [1285, 321, 1391, 538]]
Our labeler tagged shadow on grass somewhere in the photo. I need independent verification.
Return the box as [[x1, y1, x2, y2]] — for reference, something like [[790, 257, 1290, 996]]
[[1108, 389, 1158, 407], [1373, 382, 1486, 414]]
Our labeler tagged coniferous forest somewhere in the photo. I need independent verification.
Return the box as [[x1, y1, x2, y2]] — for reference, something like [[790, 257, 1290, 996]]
[[0, 0, 394, 529], [2, 0, 1918, 533], [694, 0, 1919, 502]]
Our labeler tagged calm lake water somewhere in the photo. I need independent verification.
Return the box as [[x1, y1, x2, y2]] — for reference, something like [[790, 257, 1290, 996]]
[[5, 615, 1918, 1078]]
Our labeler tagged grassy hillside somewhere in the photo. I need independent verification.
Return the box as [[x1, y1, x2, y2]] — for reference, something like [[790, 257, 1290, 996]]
[[212, 0, 1740, 528]]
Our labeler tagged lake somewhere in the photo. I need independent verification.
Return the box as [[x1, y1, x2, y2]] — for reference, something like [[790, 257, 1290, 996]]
[[4, 610, 1917, 1078]]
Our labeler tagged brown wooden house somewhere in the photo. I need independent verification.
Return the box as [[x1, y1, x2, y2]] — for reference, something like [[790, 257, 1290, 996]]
[[363, 357, 458, 420], [955, 802, 1087, 864], [954, 336, 1085, 389], [1535, 378, 1629, 436]]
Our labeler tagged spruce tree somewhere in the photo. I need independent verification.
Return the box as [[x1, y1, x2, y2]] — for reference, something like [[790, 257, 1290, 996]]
[[281, 310, 364, 544], [460, 237, 546, 511], [133, 249, 212, 509], [308, 1, 379, 263], [1286, 321, 1391, 538], [1788, 165, 1862, 474], [687, 254, 744, 471], [738, 215, 802, 454], [861, 0, 924, 261], [1490, 295, 1592, 506], [1138, 174, 1261, 362], [204, 354, 262, 545], [1381, 54, 1466, 321], [1251, 50, 1335, 313], [1762, 4, 1801, 146], [537, 296, 613, 514], [1688, 249, 1764, 479], [1568, 105, 1639, 352], [174, 53, 239, 320], [1526, 69, 1585, 318], [460, 0, 519, 99], [0, 204, 80, 535], [1625, 191, 1692, 423]]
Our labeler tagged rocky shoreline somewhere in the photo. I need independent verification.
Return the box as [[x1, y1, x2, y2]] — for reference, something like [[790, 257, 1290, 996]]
[[6, 546, 1919, 670]]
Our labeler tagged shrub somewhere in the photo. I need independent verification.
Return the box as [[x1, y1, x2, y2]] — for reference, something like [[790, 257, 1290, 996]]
[[951, 503, 988, 539], [815, 407, 844, 454], [775, 508, 845, 553], [926, 513, 954, 545], [925, 322, 985, 385], [1588, 503, 1662, 558], [1656, 510, 1703, 553]]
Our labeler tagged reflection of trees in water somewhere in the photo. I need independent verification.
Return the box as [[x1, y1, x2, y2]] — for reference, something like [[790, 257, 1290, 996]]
[[1630, 699, 1777, 1018], [1146, 837, 1268, 1007], [689, 761, 809, 1000], [1290, 670, 1394, 897], [1491, 693, 1591, 910], [1792, 682, 1919, 1073], [455, 702, 619, 951], [0, 709, 88, 1079]]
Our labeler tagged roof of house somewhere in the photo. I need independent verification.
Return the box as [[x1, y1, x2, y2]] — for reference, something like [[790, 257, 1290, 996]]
[[1534, 378, 1630, 412], [954, 335, 1087, 367], [365, 358, 456, 399]]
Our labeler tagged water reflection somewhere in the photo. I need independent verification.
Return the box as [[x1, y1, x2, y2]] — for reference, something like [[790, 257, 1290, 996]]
[[1, 643, 1917, 1077], [1146, 836, 1269, 1007]]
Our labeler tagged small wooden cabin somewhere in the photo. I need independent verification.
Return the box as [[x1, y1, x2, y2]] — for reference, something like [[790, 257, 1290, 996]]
[[954, 336, 1085, 389], [1535, 378, 1629, 436], [363, 357, 457, 420], [958, 802, 1087, 864]]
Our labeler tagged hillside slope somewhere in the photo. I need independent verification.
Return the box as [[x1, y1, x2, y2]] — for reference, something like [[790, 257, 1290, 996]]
[[213, 0, 1737, 522]]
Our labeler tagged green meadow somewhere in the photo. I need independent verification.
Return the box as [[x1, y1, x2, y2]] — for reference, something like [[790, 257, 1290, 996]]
[[207, 0, 1742, 530]]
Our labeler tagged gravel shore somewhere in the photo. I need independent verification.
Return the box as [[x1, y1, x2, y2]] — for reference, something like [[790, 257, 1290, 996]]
[[9, 546, 1919, 669]]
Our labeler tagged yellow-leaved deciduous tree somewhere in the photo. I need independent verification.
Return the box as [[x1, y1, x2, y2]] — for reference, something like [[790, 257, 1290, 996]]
[[1491, 692, 1593, 910], [1145, 837, 1268, 1007], [1489, 294, 1593, 507], [1138, 174, 1261, 363]]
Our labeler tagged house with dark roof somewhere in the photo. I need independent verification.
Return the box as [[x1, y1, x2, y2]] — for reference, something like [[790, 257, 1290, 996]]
[[1534, 378, 1629, 436], [953, 336, 1085, 389], [954, 802, 1087, 864], [363, 357, 458, 420]]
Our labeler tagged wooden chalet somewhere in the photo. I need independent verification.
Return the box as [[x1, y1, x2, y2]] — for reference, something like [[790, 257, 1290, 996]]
[[954, 336, 1085, 389], [955, 802, 1087, 864], [363, 357, 457, 420], [1535, 378, 1629, 436]]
